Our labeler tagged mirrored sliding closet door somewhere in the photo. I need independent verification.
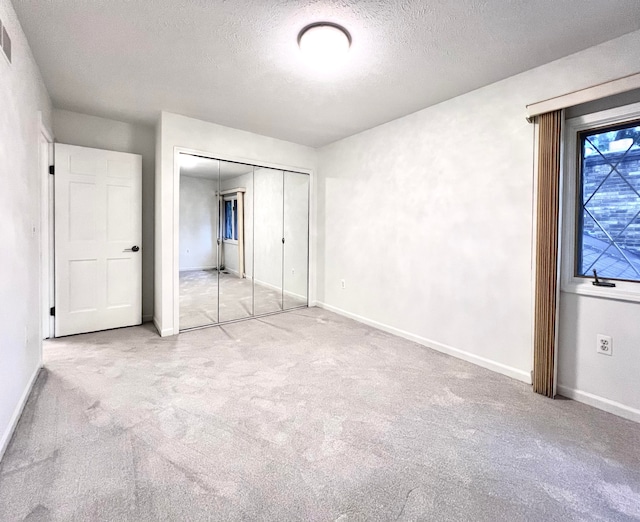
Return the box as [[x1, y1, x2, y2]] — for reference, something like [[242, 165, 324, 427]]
[[178, 154, 220, 329], [179, 157, 309, 331], [218, 161, 254, 323], [253, 167, 285, 316], [283, 171, 310, 310]]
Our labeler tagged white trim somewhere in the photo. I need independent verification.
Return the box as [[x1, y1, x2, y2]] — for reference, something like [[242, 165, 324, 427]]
[[557, 385, 640, 424], [530, 118, 539, 378], [308, 167, 315, 307], [173, 150, 181, 336], [316, 302, 532, 384], [175, 146, 313, 177], [561, 101, 640, 304], [217, 187, 246, 196], [142, 314, 153, 323], [527, 72, 640, 119], [561, 284, 640, 304], [38, 112, 54, 342], [254, 278, 307, 303], [553, 110, 566, 397], [0, 365, 42, 463], [154, 316, 174, 337], [179, 265, 218, 272]]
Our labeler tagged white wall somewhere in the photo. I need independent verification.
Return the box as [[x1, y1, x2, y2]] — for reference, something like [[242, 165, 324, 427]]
[[52, 109, 155, 321], [558, 294, 640, 421], [0, 0, 52, 458], [222, 239, 239, 274], [556, 94, 640, 422], [179, 175, 218, 270], [155, 111, 316, 336], [316, 29, 640, 386]]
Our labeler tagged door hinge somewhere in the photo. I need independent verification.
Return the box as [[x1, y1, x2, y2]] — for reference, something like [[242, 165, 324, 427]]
[[50, 306, 55, 316], [49, 165, 55, 175]]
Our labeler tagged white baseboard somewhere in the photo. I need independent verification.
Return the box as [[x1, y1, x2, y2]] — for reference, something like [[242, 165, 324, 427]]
[[0, 364, 42, 463], [283, 289, 307, 302], [254, 278, 307, 302], [253, 277, 279, 292], [557, 385, 640, 424], [142, 314, 153, 323], [316, 302, 532, 385], [153, 316, 174, 337], [179, 266, 217, 272]]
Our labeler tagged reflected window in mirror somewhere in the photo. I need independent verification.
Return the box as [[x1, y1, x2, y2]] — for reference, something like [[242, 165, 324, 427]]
[[223, 196, 238, 242]]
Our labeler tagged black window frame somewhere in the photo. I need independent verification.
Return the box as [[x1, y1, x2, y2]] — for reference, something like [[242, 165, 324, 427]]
[[575, 118, 640, 283]]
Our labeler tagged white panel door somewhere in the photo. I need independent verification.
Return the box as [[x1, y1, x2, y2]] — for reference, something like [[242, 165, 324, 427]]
[[55, 144, 142, 336]]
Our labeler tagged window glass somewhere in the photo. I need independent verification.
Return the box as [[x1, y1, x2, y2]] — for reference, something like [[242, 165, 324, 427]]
[[578, 122, 640, 281], [224, 200, 233, 240], [233, 200, 238, 240]]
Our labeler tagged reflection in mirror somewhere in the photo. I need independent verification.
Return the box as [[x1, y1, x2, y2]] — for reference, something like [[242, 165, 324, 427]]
[[178, 154, 309, 329], [253, 168, 284, 315], [283, 172, 309, 309], [218, 161, 254, 322], [179, 154, 220, 329]]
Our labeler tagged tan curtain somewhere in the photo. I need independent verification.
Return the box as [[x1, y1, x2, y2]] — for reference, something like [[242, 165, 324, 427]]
[[533, 110, 563, 398]]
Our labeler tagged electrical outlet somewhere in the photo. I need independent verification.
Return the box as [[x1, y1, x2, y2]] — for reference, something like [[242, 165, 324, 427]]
[[340, 279, 346, 289], [596, 334, 612, 356]]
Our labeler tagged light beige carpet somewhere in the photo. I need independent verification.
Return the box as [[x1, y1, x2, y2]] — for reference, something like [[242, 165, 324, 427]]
[[179, 269, 306, 329], [1, 308, 639, 521]]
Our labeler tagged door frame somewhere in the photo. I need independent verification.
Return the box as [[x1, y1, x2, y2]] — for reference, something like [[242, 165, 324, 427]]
[[172, 146, 313, 333], [39, 112, 54, 340]]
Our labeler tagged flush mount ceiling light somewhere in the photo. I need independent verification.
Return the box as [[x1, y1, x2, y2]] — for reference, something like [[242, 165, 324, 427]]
[[298, 22, 351, 69]]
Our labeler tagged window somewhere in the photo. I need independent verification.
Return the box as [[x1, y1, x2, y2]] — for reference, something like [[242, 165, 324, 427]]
[[222, 196, 238, 242], [563, 102, 640, 303], [577, 121, 640, 282]]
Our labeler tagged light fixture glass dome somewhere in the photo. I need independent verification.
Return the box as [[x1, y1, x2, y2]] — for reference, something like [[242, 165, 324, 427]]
[[298, 23, 351, 69]]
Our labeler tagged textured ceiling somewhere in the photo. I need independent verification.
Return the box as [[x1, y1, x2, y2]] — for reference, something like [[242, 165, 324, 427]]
[[13, 0, 640, 147]]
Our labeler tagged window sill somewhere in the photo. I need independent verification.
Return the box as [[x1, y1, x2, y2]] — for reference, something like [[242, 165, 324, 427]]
[[222, 239, 238, 245], [561, 281, 640, 304]]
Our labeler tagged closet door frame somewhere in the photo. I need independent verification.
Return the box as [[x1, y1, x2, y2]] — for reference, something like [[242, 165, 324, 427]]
[[173, 146, 313, 332], [282, 170, 311, 311]]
